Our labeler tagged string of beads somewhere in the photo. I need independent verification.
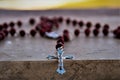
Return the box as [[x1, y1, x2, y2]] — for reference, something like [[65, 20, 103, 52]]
[[0, 16, 120, 42]]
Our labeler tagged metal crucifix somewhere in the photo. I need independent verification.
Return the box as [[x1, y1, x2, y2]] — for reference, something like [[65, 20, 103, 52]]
[[47, 46, 73, 75]]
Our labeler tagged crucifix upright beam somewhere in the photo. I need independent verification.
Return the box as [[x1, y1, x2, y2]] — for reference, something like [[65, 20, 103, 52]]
[[47, 45, 73, 75]]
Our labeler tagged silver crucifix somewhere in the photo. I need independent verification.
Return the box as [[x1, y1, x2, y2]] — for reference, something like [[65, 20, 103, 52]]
[[47, 46, 73, 75]]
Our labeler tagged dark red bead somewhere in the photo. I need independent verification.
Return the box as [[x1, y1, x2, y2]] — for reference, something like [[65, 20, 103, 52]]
[[72, 20, 77, 26], [45, 24, 52, 32], [19, 30, 26, 37], [0, 35, 3, 41], [103, 24, 109, 29], [95, 23, 101, 29], [116, 29, 120, 39], [58, 17, 63, 23], [66, 18, 71, 25], [63, 34, 70, 42], [39, 29, 45, 37], [3, 29, 9, 37], [40, 16, 46, 21], [113, 27, 120, 36], [17, 21, 22, 27], [57, 38, 64, 44], [113, 29, 117, 36], [63, 29, 69, 34], [30, 29, 37, 37], [86, 21, 92, 28], [56, 43, 63, 49], [102, 28, 109, 36], [0, 25, 3, 31], [3, 23, 8, 29], [29, 18, 35, 25], [78, 21, 84, 28], [84, 28, 91, 37], [9, 21, 15, 28], [57, 36, 64, 40], [35, 26, 38, 31], [52, 17, 58, 23], [40, 16, 44, 21], [0, 32, 5, 40], [74, 29, 80, 37], [9, 28, 16, 36], [47, 28, 52, 32], [54, 22, 59, 28], [93, 28, 99, 37], [117, 26, 120, 29], [0, 34, 2, 41], [35, 24, 41, 31], [113, 27, 120, 39]]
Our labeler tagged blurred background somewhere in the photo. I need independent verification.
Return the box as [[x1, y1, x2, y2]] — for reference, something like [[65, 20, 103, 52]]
[[0, 0, 119, 10]]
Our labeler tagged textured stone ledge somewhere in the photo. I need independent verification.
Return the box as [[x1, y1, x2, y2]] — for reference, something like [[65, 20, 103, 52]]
[[0, 60, 120, 80]]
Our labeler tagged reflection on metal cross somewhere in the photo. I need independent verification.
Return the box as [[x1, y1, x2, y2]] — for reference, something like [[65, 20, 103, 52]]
[[47, 47, 73, 75]]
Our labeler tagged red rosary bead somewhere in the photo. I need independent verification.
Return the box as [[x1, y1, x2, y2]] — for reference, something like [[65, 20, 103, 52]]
[[9, 21, 15, 28], [46, 24, 53, 32], [86, 21, 92, 28], [40, 16, 47, 21], [29, 18, 35, 25], [40, 16, 44, 21], [113, 29, 117, 36], [0, 34, 2, 41], [102, 24, 109, 36], [30, 29, 37, 37], [39, 29, 46, 37], [114, 27, 120, 39], [95, 23, 101, 29], [19, 30, 26, 37], [93, 28, 99, 37], [102, 28, 109, 36], [74, 29, 80, 37], [0, 32, 5, 40], [54, 22, 59, 28], [72, 20, 77, 26], [63, 29, 70, 41], [3, 23, 8, 29], [66, 18, 71, 25], [57, 36, 64, 40], [57, 38, 64, 44], [63, 30, 70, 42], [116, 29, 120, 39], [35, 24, 41, 31], [58, 17, 63, 23], [63, 29, 69, 34], [78, 21, 84, 28], [56, 43, 64, 49], [3, 29, 9, 37], [0, 35, 3, 41], [84, 28, 91, 37], [52, 17, 58, 23], [118, 26, 120, 29], [103, 24, 109, 29], [0, 25, 3, 31], [17, 21, 22, 27], [113, 27, 120, 38], [9, 28, 16, 36]]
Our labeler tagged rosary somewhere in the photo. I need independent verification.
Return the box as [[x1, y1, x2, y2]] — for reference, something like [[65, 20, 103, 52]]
[[0, 16, 120, 75]]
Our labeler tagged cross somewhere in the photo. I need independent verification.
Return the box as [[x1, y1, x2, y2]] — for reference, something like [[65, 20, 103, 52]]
[[47, 46, 73, 75]]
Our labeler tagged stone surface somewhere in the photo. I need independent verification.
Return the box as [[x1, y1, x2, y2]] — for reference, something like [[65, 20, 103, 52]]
[[0, 60, 120, 80]]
